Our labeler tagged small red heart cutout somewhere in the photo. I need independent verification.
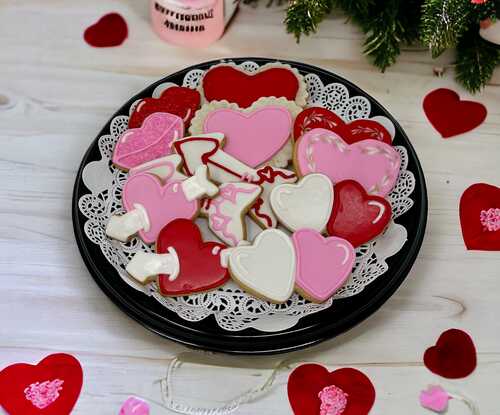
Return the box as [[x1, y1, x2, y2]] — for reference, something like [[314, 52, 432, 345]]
[[423, 88, 487, 138], [129, 86, 201, 129], [156, 219, 230, 296], [460, 183, 500, 251], [327, 180, 392, 248], [0, 353, 83, 415], [423, 329, 477, 379], [288, 364, 375, 415], [84, 13, 128, 48]]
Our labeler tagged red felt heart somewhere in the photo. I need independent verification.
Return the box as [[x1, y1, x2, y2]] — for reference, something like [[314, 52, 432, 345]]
[[84, 13, 128, 48], [0, 353, 83, 415], [288, 364, 375, 415], [293, 107, 392, 144], [460, 183, 500, 251], [129, 86, 201, 129], [424, 329, 477, 379], [327, 180, 392, 248], [202, 65, 299, 108], [423, 88, 487, 138], [156, 219, 230, 296]]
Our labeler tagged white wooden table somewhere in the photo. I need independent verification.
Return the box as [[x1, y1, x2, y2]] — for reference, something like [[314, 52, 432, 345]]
[[1, 1, 499, 413]]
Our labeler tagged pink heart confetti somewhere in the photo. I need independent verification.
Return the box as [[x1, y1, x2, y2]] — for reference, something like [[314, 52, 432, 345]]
[[420, 385, 450, 413], [119, 396, 150, 415]]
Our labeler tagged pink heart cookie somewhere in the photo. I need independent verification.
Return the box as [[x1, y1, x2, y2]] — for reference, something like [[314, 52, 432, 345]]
[[203, 106, 292, 168], [119, 397, 150, 415], [295, 128, 401, 197], [419, 386, 450, 413], [292, 229, 355, 303], [113, 112, 184, 170]]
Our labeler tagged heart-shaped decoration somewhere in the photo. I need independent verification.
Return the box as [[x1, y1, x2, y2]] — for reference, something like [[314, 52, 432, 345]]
[[288, 364, 376, 415], [113, 112, 184, 170], [227, 229, 296, 303], [123, 173, 198, 244], [419, 386, 450, 413], [293, 107, 392, 144], [0, 353, 83, 415], [295, 128, 401, 197], [292, 229, 355, 303], [327, 180, 392, 248], [423, 329, 477, 379], [119, 397, 150, 415], [84, 13, 128, 47], [128, 86, 201, 129], [459, 183, 500, 251], [423, 88, 487, 138], [270, 173, 333, 233], [156, 219, 230, 296]]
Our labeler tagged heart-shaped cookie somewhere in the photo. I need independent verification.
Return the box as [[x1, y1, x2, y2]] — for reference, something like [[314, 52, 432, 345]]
[[292, 229, 355, 303], [119, 397, 150, 415], [227, 229, 296, 303], [128, 86, 200, 129], [0, 353, 83, 415], [84, 13, 128, 47], [327, 180, 392, 248], [288, 364, 376, 415], [156, 219, 230, 296], [459, 183, 500, 251], [295, 128, 401, 197], [270, 173, 333, 233], [113, 112, 184, 170], [419, 386, 450, 413]]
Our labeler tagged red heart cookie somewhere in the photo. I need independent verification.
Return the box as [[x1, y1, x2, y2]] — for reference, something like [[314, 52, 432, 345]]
[[460, 183, 500, 251], [84, 13, 128, 48], [423, 88, 487, 138], [129, 86, 201, 129], [327, 180, 392, 248], [288, 364, 375, 415], [424, 329, 477, 379], [156, 219, 230, 296], [0, 353, 83, 415], [293, 107, 392, 144], [202, 65, 299, 108]]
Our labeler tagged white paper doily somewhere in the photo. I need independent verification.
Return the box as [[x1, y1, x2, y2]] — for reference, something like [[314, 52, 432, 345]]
[[78, 60, 415, 332]]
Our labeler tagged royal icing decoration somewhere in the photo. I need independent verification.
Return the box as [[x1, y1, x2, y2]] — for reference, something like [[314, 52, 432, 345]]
[[129, 154, 187, 183], [113, 112, 184, 170], [295, 128, 401, 197], [270, 173, 334, 233], [106, 167, 217, 243], [292, 229, 355, 303], [479, 208, 500, 232], [201, 182, 261, 246], [225, 229, 296, 303], [318, 385, 348, 415], [24, 379, 64, 409], [173, 133, 259, 184]]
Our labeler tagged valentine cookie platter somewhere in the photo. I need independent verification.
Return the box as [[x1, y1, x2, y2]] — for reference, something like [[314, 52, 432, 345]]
[[73, 58, 427, 354]]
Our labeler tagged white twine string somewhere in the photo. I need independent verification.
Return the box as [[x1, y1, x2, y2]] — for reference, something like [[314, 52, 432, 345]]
[[448, 392, 480, 415]]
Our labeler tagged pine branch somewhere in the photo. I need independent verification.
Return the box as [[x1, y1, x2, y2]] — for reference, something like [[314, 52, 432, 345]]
[[285, 0, 333, 40]]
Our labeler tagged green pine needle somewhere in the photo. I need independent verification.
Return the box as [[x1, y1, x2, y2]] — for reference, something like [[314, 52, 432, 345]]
[[285, 0, 333, 40]]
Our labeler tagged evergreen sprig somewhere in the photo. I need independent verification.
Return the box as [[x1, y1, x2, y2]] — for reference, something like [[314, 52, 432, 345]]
[[285, 0, 333, 40]]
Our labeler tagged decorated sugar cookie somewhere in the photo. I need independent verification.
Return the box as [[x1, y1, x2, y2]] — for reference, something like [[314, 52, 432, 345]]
[[201, 62, 308, 108], [113, 112, 184, 170], [190, 97, 302, 168], [201, 182, 261, 246], [126, 219, 230, 296], [106, 166, 218, 244], [129, 154, 187, 183], [295, 128, 401, 197], [292, 229, 355, 303], [270, 173, 333, 233]]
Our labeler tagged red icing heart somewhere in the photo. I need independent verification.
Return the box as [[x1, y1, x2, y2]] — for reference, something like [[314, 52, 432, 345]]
[[424, 329, 477, 379], [327, 180, 392, 248], [423, 88, 487, 138], [288, 364, 375, 415], [293, 107, 392, 144], [0, 353, 83, 415], [156, 219, 230, 296], [460, 183, 500, 251], [84, 13, 128, 48], [129, 86, 201, 129], [202, 65, 299, 108]]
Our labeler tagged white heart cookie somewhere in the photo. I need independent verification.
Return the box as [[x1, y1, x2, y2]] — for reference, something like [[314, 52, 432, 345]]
[[270, 173, 334, 232], [227, 229, 296, 303]]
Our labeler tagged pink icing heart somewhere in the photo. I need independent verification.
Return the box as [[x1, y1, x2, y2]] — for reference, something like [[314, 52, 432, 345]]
[[292, 229, 355, 302], [419, 385, 450, 413], [296, 128, 401, 197], [119, 396, 150, 415], [113, 112, 184, 169], [123, 173, 198, 243], [203, 106, 292, 167]]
